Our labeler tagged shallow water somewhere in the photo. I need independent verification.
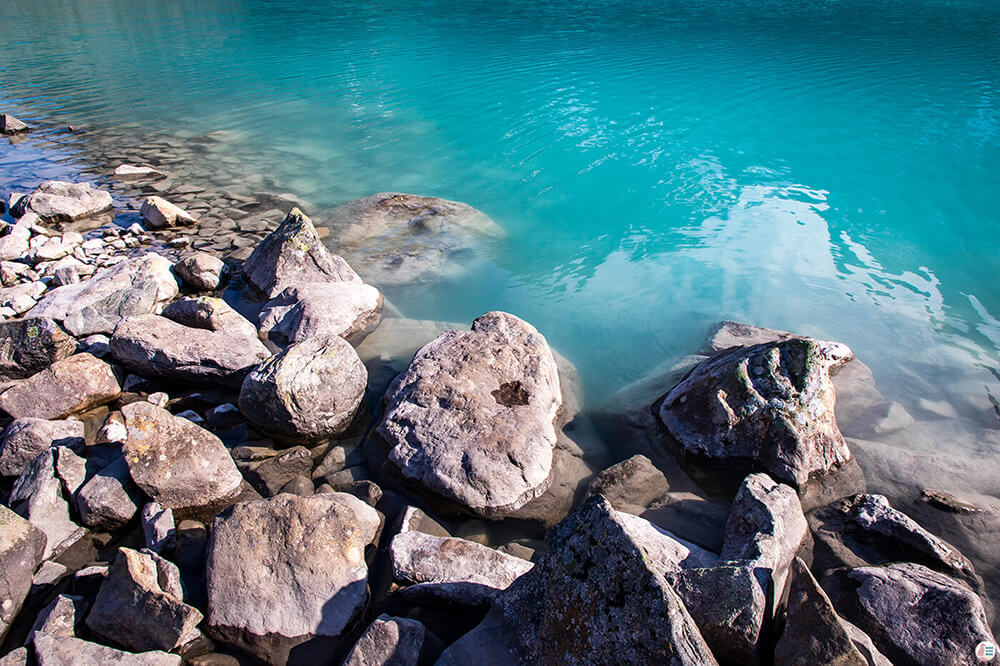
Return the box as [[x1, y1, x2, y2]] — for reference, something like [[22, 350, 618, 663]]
[[2, 0, 999, 474]]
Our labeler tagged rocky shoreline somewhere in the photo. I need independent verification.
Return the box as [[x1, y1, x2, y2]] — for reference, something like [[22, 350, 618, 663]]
[[0, 110, 997, 665]]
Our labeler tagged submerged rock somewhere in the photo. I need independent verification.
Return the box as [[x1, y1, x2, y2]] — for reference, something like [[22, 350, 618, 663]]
[[658, 337, 854, 488], [0, 504, 47, 642], [0, 317, 77, 381], [238, 335, 367, 443], [0, 353, 120, 420], [324, 192, 505, 286], [243, 207, 361, 298], [257, 281, 383, 347], [376, 311, 562, 519], [11, 181, 113, 224], [0, 418, 84, 478], [205, 492, 380, 665], [438, 495, 718, 665]]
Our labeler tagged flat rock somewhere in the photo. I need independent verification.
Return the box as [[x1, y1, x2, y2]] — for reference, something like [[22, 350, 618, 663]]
[[238, 335, 367, 443], [111, 313, 269, 387], [324, 192, 505, 286], [121, 402, 243, 511], [438, 495, 718, 665], [658, 337, 854, 488], [205, 492, 380, 665], [258, 281, 383, 347], [342, 615, 426, 666], [376, 312, 562, 519], [823, 562, 997, 666], [9, 448, 87, 560], [0, 504, 47, 642], [174, 253, 226, 291], [33, 631, 182, 666], [0, 317, 77, 381], [140, 196, 197, 229], [0, 353, 120, 420], [29, 253, 178, 337], [774, 558, 867, 666], [0, 418, 84, 478], [11, 181, 112, 224], [76, 455, 142, 530], [86, 547, 202, 653], [243, 207, 361, 299], [0, 114, 29, 135], [114, 164, 165, 181]]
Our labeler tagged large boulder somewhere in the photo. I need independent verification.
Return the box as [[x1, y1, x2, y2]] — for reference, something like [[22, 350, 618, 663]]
[[375, 312, 562, 519], [28, 253, 178, 337], [0, 317, 76, 381], [658, 337, 854, 488], [438, 495, 718, 665], [243, 207, 361, 298], [0, 418, 84, 478], [86, 547, 203, 653], [324, 192, 505, 286], [111, 312, 269, 387], [341, 615, 427, 666], [238, 335, 367, 443], [9, 448, 87, 560], [0, 504, 47, 642], [11, 181, 112, 224], [258, 282, 383, 347], [32, 631, 181, 666], [121, 402, 244, 512], [0, 353, 121, 420], [823, 562, 996, 666], [205, 492, 380, 665]]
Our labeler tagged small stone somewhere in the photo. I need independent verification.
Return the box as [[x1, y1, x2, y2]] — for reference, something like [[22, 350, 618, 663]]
[[141, 502, 177, 553], [147, 391, 169, 408], [140, 196, 197, 229], [114, 164, 166, 181], [341, 615, 426, 666], [175, 253, 226, 291], [242, 446, 313, 497]]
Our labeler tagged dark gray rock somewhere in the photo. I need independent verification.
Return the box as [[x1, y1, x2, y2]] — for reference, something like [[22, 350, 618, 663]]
[[0, 317, 77, 381], [121, 402, 244, 511], [774, 558, 867, 666], [241, 446, 313, 497], [377, 312, 562, 519], [33, 631, 182, 665], [278, 475, 314, 497], [243, 207, 361, 299], [12, 181, 112, 224], [0, 114, 29, 135], [438, 495, 718, 665], [29, 253, 179, 337], [823, 562, 996, 666], [174, 253, 226, 291], [342, 615, 426, 666], [86, 547, 202, 653], [0, 504, 46, 642], [658, 337, 854, 488], [205, 492, 380, 666], [0, 353, 121, 420], [76, 455, 142, 530], [238, 336, 367, 443], [9, 448, 87, 560], [0, 418, 84, 478], [841, 619, 894, 666], [26, 594, 89, 644], [324, 192, 505, 286], [257, 282, 383, 347], [586, 454, 671, 516], [111, 313, 269, 387]]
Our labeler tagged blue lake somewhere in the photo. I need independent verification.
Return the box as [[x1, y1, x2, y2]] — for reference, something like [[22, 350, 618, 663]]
[[2, 0, 999, 465]]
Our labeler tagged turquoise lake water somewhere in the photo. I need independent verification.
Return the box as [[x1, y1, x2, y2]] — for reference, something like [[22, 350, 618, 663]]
[[2, 0, 999, 454]]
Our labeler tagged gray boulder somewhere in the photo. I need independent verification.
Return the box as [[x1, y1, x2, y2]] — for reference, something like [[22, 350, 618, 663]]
[[174, 253, 226, 291], [773, 558, 867, 666], [258, 282, 383, 347], [390, 530, 533, 606], [324, 192, 505, 286], [121, 402, 244, 511], [0, 353, 120, 420], [9, 448, 87, 560], [0, 317, 77, 380], [111, 313, 269, 387], [140, 196, 197, 229], [29, 253, 178, 337], [376, 312, 562, 519], [11, 181, 112, 224], [238, 336, 367, 443], [586, 454, 671, 516], [26, 594, 89, 644], [86, 547, 202, 653], [243, 207, 361, 298], [205, 492, 380, 665], [0, 418, 84, 478], [823, 562, 996, 666], [0, 504, 46, 642], [76, 455, 142, 530], [160, 296, 259, 340], [438, 495, 718, 665], [33, 631, 182, 665], [0, 114, 29, 135], [342, 615, 426, 666], [658, 337, 854, 488]]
